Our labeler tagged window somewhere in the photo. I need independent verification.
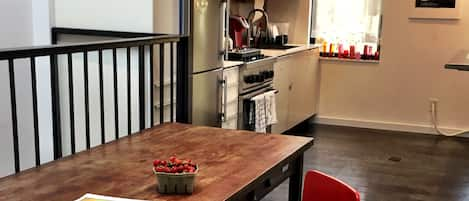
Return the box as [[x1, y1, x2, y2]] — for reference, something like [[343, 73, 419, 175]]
[[311, 0, 382, 56]]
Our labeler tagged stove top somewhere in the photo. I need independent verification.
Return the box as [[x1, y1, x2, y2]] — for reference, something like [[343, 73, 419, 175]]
[[228, 48, 266, 62]]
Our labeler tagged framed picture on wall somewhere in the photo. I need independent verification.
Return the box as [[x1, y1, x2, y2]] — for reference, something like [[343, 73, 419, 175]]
[[410, 0, 462, 19]]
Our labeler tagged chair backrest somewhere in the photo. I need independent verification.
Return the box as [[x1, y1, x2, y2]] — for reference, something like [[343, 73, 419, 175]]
[[303, 170, 360, 201]]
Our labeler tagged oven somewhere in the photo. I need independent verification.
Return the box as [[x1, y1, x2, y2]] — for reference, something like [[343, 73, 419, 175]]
[[237, 56, 277, 132]]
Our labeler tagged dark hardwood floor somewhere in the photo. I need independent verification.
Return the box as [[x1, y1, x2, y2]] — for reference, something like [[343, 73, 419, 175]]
[[263, 123, 469, 201]]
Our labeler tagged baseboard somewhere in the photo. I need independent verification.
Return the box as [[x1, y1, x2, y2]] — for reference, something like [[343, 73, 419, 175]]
[[314, 116, 469, 137]]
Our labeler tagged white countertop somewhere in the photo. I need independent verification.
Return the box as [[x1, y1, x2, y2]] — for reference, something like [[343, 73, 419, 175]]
[[223, 60, 244, 68], [260, 44, 320, 57], [224, 44, 320, 65]]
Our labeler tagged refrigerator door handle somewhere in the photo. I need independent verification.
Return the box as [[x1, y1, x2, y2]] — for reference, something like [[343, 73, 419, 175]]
[[219, 76, 227, 123], [218, 76, 225, 123]]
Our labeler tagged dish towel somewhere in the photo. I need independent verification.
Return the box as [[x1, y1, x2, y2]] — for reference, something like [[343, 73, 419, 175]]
[[265, 90, 278, 126], [252, 93, 267, 133]]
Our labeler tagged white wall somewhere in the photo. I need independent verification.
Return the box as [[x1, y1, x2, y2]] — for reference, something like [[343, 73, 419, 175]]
[[0, 0, 33, 48], [54, 0, 154, 32], [317, 0, 469, 135]]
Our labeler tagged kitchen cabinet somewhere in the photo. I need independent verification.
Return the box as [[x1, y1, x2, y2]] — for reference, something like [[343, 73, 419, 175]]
[[272, 49, 320, 134]]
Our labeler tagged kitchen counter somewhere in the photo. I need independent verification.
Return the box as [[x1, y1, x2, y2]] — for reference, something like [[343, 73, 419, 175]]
[[223, 60, 244, 68], [260, 44, 320, 58]]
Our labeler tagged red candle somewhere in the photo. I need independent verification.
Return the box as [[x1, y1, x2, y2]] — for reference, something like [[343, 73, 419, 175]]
[[363, 45, 368, 58], [350, 45, 355, 58], [338, 44, 343, 58]]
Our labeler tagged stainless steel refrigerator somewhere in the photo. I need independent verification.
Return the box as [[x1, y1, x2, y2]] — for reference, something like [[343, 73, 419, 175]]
[[191, 0, 236, 127]]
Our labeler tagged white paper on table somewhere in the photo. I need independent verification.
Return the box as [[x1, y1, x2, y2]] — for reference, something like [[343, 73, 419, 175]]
[[75, 193, 147, 201]]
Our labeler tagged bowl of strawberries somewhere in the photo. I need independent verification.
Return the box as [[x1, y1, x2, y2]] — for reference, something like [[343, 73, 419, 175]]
[[152, 156, 198, 194]]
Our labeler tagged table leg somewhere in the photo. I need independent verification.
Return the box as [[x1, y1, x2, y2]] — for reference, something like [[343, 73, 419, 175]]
[[289, 153, 304, 201]]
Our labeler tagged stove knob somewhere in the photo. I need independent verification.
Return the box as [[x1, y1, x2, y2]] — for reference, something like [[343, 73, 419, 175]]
[[268, 71, 275, 78], [245, 75, 256, 84], [244, 75, 251, 83], [261, 71, 270, 80], [257, 74, 265, 82]]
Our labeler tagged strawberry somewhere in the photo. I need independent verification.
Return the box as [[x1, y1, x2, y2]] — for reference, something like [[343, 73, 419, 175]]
[[170, 167, 178, 173], [163, 167, 171, 173], [174, 159, 182, 165], [176, 165, 184, 173], [169, 156, 177, 163], [153, 159, 161, 167], [188, 167, 195, 173], [155, 166, 165, 172]]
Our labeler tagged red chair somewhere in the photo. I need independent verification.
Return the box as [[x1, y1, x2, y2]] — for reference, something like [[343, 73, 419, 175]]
[[303, 170, 360, 201]]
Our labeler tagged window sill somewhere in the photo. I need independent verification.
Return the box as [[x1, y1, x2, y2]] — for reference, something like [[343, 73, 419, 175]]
[[319, 57, 380, 64]]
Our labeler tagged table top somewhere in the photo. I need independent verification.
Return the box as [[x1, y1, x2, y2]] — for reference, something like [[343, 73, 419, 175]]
[[0, 123, 313, 201]]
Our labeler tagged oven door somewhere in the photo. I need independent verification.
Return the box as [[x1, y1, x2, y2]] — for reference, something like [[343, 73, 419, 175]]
[[238, 86, 278, 132]]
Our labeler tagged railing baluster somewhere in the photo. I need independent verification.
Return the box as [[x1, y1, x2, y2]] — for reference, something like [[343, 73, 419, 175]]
[[67, 53, 76, 155], [8, 59, 20, 173], [176, 38, 190, 123], [83, 51, 91, 149], [50, 55, 62, 159], [159, 44, 165, 124], [127, 47, 131, 135], [149, 45, 154, 127], [139, 46, 145, 130], [113, 49, 119, 140], [98, 50, 105, 144], [30, 57, 40, 166], [170, 43, 175, 122]]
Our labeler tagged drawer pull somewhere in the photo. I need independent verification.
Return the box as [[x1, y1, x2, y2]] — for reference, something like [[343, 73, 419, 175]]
[[282, 164, 289, 173]]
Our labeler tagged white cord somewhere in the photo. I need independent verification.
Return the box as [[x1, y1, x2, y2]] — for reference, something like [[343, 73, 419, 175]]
[[430, 102, 469, 136]]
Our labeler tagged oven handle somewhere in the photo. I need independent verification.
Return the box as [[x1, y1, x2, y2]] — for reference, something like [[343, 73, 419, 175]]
[[240, 88, 278, 100], [222, 75, 228, 122]]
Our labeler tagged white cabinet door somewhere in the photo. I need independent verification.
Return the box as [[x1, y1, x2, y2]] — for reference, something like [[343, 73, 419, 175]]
[[272, 58, 291, 134], [288, 49, 320, 128]]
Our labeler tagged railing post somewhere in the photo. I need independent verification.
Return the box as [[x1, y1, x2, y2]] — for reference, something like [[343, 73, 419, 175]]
[[138, 46, 145, 130], [176, 37, 191, 123], [50, 55, 62, 159]]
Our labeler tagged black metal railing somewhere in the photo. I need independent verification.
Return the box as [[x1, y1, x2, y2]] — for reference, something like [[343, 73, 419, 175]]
[[1, 28, 189, 174]]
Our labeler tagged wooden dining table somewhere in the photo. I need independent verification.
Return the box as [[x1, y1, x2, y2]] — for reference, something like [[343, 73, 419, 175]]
[[0, 123, 313, 201]]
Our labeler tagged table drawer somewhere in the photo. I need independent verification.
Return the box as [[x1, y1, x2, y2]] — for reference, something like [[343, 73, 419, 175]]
[[230, 157, 298, 201]]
